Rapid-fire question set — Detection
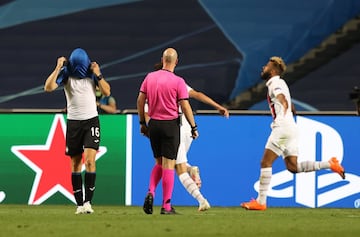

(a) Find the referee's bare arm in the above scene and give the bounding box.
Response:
[137,92,149,136]
[137,92,146,123]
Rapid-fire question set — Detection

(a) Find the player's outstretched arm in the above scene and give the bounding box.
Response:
[189,89,229,118]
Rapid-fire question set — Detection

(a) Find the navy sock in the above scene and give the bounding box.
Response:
[84,172,96,203]
[71,172,83,206]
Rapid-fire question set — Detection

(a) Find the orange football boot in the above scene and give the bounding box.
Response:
[241,199,267,211]
[329,157,345,179]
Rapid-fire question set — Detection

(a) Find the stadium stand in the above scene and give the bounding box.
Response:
[0,0,359,111]
[199,0,360,110]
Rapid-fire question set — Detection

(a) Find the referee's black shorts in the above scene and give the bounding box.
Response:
[148,118,180,160]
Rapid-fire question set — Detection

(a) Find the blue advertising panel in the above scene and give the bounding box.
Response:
[131,114,360,208]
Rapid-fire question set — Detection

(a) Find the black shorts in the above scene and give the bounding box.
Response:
[148,118,180,160]
[65,116,100,156]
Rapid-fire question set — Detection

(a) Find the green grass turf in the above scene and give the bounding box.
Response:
[0,205,359,237]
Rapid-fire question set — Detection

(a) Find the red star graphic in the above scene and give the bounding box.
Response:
[11,114,107,205]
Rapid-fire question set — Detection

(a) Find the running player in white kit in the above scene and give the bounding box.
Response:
[176,84,229,211]
[241,56,345,211]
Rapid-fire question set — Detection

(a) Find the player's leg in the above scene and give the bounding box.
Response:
[284,131,345,179]
[241,135,281,210]
[176,134,209,210]
[66,119,85,214]
[176,162,210,211]
[243,126,293,210]
[258,149,278,204]
[71,154,84,214]
[83,148,97,213]
[82,116,101,213]
[288,157,345,179]
[188,166,202,188]
[180,125,202,188]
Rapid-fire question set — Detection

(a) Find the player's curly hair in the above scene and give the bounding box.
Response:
[269,56,287,75]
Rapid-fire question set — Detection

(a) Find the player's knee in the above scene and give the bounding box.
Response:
[85,160,96,171]
[260,160,272,168]
[286,166,297,173]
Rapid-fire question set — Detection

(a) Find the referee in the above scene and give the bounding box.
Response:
[137,48,198,215]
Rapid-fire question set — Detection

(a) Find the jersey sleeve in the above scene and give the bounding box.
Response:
[271,79,285,97]
[186,84,193,93]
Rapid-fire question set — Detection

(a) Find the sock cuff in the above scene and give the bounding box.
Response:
[261,167,272,172]
[178,172,189,181]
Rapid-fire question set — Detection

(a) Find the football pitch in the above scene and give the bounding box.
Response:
[0,205,359,237]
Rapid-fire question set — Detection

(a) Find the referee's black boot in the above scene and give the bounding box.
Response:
[160,206,178,215]
[143,193,153,214]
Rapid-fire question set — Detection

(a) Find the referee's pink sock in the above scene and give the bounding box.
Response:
[148,164,162,197]
[162,168,175,211]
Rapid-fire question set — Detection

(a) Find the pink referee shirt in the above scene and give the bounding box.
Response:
[140,69,189,120]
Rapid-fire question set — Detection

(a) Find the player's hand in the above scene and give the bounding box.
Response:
[90,62,101,76]
[57,57,67,69]
[218,107,229,118]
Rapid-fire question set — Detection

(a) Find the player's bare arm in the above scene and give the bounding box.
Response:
[189,89,229,118]
[44,56,66,92]
[91,62,111,96]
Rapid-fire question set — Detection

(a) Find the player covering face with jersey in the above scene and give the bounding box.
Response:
[44,48,111,214]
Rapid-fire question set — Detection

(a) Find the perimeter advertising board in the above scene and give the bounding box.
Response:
[0,114,127,205]
[0,113,359,208]
[132,115,360,208]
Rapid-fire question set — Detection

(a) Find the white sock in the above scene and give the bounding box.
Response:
[179,173,205,204]
[297,161,330,172]
[257,167,272,205]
